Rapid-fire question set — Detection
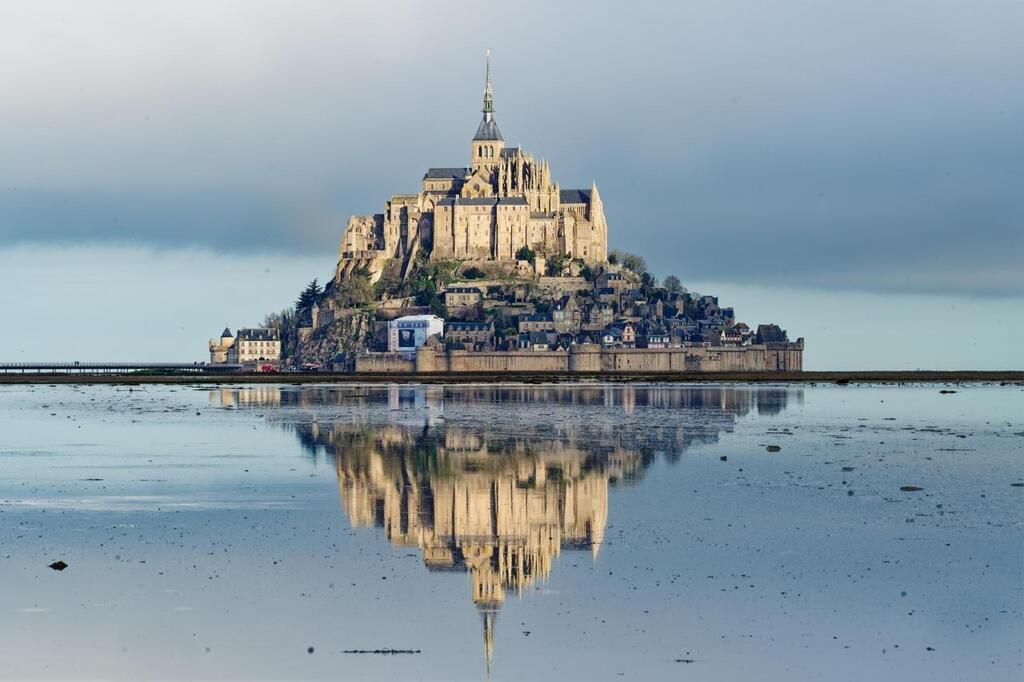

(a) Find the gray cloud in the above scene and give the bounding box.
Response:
[1,0,1021,295]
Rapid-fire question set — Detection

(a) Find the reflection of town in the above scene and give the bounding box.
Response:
[210,384,797,670]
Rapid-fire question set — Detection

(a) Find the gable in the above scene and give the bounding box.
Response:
[460,169,494,199]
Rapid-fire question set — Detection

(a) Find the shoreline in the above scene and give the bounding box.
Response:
[0,370,1021,385]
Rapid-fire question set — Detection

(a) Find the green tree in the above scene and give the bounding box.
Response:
[296,279,322,313]
[515,246,536,263]
[640,271,659,296]
[546,253,570,276]
[334,272,374,308]
[607,252,618,265]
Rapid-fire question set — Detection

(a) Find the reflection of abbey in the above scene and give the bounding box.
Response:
[336,52,607,280]
[209,384,797,671]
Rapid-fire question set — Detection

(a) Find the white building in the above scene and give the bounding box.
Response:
[388,315,444,353]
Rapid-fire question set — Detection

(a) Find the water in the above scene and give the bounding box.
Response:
[0,383,1020,680]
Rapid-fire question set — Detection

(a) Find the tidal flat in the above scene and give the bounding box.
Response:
[0,383,1020,681]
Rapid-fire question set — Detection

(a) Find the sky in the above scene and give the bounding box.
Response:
[1,1,1022,367]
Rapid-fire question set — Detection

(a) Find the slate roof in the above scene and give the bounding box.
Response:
[559,189,591,204]
[457,197,498,206]
[220,327,233,338]
[447,321,492,331]
[237,328,280,341]
[473,117,503,141]
[756,324,789,344]
[424,167,468,180]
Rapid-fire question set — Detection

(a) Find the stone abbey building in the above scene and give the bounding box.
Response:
[336,53,609,279]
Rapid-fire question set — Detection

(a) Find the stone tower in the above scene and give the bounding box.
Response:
[470,49,504,173]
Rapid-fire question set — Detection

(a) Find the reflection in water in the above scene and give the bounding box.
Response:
[210,384,797,671]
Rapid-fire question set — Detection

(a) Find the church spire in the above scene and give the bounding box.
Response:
[482,48,494,119]
[472,49,503,145]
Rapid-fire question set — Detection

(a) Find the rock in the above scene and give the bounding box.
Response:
[1011,482,1023,487]
[841,466,854,472]
[48,560,68,571]
[939,390,956,394]
[766,445,781,452]
[899,486,924,492]
[719,455,727,462]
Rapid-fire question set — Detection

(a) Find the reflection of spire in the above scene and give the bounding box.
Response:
[478,603,497,676]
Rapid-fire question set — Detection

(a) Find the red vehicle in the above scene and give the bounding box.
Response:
[258,364,279,373]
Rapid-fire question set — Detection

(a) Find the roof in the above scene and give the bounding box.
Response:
[391,314,444,323]
[559,189,591,204]
[424,167,468,180]
[457,197,498,206]
[473,117,503,141]
[500,147,519,157]
[236,328,279,341]
[756,324,789,344]
[445,287,482,294]
[497,196,528,206]
[520,313,552,322]
[220,327,233,338]
[447,321,492,331]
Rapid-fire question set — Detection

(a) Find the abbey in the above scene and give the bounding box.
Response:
[337,53,608,279]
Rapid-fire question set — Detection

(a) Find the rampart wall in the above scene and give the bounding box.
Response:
[355,343,803,374]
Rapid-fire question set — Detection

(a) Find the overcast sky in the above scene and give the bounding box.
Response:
[2,0,1022,297]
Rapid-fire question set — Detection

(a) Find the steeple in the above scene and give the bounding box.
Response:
[473,49,503,144]
[482,48,494,118]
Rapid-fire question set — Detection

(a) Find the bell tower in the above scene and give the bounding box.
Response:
[471,49,504,173]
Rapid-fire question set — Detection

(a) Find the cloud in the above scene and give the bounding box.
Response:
[1,0,1021,295]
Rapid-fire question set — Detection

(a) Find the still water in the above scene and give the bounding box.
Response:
[0,383,1020,680]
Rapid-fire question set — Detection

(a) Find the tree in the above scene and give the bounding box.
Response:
[334,272,374,308]
[663,275,684,295]
[607,252,618,265]
[462,266,486,280]
[546,253,570,276]
[621,252,647,276]
[515,245,536,263]
[640,271,659,296]
[296,279,322,313]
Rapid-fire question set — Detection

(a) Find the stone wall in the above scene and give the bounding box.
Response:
[354,353,416,373]
[385,343,804,374]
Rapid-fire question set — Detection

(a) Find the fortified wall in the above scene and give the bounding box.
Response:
[354,342,803,374]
